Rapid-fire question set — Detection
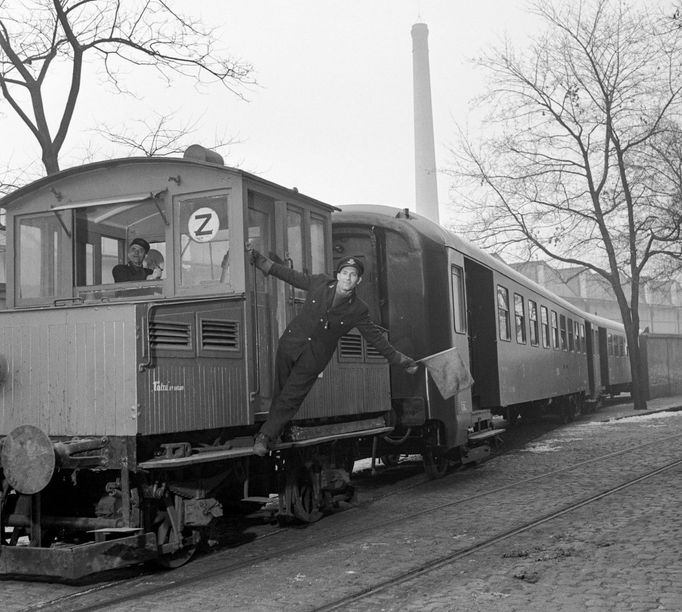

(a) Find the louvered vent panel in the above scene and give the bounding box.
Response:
[338,333,363,361]
[365,342,386,361]
[150,321,191,349]
[201,319,240,351]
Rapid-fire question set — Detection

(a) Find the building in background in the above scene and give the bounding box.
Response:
[511,261,682,334]
[0,220,5,309]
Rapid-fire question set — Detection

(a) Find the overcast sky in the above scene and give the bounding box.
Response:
[0,1,573,219]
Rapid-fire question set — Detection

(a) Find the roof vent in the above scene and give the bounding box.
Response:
[183,144,224,165]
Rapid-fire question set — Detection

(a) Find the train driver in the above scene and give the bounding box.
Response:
[247,244,419,457]
[112,238,161,282]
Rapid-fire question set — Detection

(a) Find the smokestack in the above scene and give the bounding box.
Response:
[411,22,439,223]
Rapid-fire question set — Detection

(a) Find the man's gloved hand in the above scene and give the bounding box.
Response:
[398,353,420,375]
[245,243,272,273]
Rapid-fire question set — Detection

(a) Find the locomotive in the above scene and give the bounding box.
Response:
[0,149,629,578]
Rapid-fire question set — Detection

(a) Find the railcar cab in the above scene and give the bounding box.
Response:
[0,148,372,441]
[0,150,398,578]
[5,171,237,307]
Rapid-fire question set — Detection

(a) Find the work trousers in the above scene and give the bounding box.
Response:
[258,344,325,440]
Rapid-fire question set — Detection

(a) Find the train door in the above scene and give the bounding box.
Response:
[331,225,384,324]
[274,203,328,324]
[248,195,276,419]
[598,327,610,391]
[464,257,500,409]
[585,321,602,400]
[448,248,472,416]
[249,198,330,420]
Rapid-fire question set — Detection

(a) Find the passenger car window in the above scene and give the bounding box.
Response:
[529,300,539,346]
[560,315,567,350]
[551,310,559,349]
[497,285,511,341]
[568,317,574,351]
[541,306,550,348]
[514,293,526,344]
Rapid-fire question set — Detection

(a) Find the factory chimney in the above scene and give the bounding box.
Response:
[411,22,439,223]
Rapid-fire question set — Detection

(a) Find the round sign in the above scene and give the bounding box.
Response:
[188,207,220,243]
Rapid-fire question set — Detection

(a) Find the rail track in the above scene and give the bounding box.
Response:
[18,414,682,612]
[314,456,682,611]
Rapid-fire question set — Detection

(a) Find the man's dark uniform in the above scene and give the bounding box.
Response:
[256,257,414,442]
[112,262,153,282]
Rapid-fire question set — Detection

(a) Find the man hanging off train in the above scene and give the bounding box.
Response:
[246,244,420,456]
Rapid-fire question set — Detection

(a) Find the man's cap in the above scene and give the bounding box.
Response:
[336,256,364,276]
[130,238,150,254]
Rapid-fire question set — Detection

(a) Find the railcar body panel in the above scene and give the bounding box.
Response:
[298,330,391,419]
[138,298,249,434]
[0,304,138,437]
[489,267,588,406]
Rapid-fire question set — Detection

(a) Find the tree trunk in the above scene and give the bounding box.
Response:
[41,148,60,176]
[626,331,648,410]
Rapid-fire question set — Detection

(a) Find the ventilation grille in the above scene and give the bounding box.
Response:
[201,319,240,351]
[338,333,363,360]
[150,321,191,349]
[365,342,384,361]
[338,332,387,363]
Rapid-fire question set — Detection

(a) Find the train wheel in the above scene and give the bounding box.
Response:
[423,450,449,480]
[380,454,400,467]
[291,472,323,523]
[154,497,198,569]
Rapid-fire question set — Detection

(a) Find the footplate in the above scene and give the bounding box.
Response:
[0,532,158,580]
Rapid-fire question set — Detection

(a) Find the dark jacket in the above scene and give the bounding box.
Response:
[112,263,153,282]
[266,262,404,371]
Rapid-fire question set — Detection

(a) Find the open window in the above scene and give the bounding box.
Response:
[69,192,168,300]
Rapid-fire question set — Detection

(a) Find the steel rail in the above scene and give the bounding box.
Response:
[24,428,682,612]
[314,457,682,611]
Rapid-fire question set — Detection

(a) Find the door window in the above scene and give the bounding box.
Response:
[178,193,230,289]
[248,207,272,292]
[451,265,466,334]
[310,214,326,274]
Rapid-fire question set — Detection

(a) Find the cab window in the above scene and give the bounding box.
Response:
[73,195,167,300]
[177,192,231,290]
[17,214,67,302]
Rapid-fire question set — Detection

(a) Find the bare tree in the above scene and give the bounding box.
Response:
[92,110,242,158]
[449,0,682,410]
[0,0,253,175]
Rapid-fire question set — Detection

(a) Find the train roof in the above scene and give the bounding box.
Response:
[334,204,625,333]
[0,154,337,213]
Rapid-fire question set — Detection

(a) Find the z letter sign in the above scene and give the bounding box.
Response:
[188,207,220,242]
